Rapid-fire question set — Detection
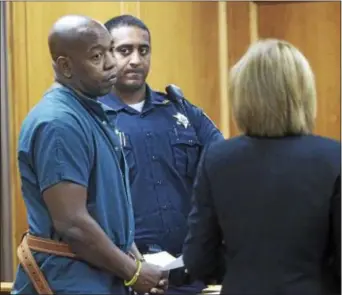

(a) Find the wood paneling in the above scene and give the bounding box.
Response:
[218,2,229,137]
[24,2,123,106]
[258,2,341,140]
[6,1,224,273]
[140,2,221,128]
[7,2,30,272]
[226,2,256,137]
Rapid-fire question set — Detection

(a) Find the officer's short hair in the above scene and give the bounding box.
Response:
[229,39,316,137]
[104,14,150,40]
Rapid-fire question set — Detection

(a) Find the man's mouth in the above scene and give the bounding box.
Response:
[125,70,144,76]
[106,74,116,83]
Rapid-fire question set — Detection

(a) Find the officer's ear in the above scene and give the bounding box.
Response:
[55,56,72,79]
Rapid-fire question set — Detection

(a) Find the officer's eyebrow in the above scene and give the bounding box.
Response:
[115,42,150,48]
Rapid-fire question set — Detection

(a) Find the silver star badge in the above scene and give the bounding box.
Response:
[173,112,189,128]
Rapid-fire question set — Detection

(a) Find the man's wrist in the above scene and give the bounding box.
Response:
[124,259,142,287]
[122,255,139,281]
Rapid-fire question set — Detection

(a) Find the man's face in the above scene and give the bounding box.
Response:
[110,26,151,93]
[67,25,117,98]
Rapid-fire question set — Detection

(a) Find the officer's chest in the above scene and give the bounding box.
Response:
[115,106,200,150]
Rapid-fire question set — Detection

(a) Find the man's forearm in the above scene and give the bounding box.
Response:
[55,214,137,281]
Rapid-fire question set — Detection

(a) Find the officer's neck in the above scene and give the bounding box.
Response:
[113,85,146,105]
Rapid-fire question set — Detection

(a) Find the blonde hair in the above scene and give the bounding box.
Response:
[229,39,317,137]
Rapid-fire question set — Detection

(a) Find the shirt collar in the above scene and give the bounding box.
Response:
[99,84,170,113]
[51,82,109,121]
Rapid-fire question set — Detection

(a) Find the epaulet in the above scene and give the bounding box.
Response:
[165,84,186,104]
[154,85,189,107]
[165,84,200,111]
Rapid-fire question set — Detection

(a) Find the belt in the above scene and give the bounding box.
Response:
[17,232,76,295]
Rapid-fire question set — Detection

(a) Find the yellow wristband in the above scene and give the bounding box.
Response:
[124,259,142,287]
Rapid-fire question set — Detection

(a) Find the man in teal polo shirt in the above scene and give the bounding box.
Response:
[12,15,167,295]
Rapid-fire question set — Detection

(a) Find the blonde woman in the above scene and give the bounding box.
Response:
[182,39,341,295]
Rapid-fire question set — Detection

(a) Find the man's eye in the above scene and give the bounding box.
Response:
[119,48,130,55]
[92,53,102,61]
[140,47,149,55]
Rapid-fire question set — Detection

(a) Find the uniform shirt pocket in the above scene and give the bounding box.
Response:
[169,127,202,178]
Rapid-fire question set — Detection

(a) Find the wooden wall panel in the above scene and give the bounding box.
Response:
[226,2,253,137]
[7,2,30,272]
[257,2,341,140]
[120,1,140,17]
[24,2,123,107]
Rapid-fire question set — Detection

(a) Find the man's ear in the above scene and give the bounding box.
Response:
[56,56,72,79]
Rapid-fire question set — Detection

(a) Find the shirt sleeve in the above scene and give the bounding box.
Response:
[32,117,92,193]
[331,175,341,278]
[185,102,224,145]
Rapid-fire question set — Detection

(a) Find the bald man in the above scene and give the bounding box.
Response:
[12,15,167,295]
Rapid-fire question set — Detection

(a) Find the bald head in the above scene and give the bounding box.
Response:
[48,15,106,61]
[48,15,116,98]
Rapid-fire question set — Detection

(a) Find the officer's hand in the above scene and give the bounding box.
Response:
[131,262,163,294]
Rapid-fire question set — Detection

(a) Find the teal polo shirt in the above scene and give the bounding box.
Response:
[12,84,134,294]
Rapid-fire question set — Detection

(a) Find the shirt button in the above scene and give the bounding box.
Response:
[156,180,162,185]
[115,146,120,151]
[188,139,193,144]
[146,132,151,137]
[140,114,145,118]
[162,205,168,210]
[152,155,158,160]
[102,121,107,126]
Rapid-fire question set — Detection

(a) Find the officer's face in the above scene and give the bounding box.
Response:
[110,26,151,92]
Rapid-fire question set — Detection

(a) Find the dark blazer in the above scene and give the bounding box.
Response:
[183,134,341,295]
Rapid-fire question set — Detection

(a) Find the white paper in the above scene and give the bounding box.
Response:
[162,255,184,270]
[202,285,222,294]
[143,251,184,270]
[143,251,176,268]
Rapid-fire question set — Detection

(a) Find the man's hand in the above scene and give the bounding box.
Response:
[150,277,169,294]
[132,262,168,294]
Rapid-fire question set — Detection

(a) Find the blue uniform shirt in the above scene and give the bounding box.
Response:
[13,84,134,295]
[100,85,223,256]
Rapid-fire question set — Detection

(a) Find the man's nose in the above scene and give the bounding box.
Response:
[129,51,142,67]
[104,51,116,70]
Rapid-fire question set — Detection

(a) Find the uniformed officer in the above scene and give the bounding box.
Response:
[99,15,224,294]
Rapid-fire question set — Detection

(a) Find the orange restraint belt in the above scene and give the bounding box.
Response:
[17,233,76,295]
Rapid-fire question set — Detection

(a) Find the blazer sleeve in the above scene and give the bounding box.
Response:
[182,146,223,281]
[331,175,341,278]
